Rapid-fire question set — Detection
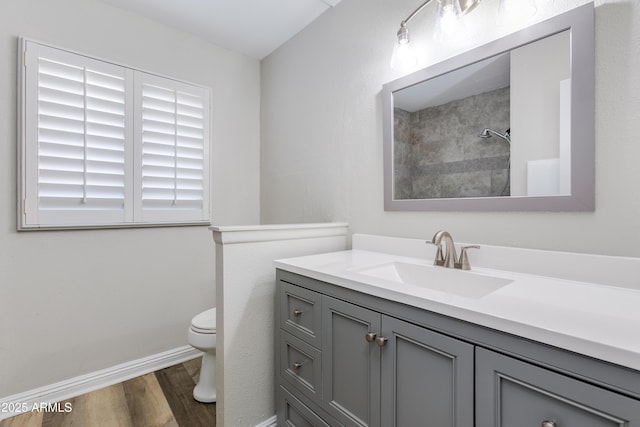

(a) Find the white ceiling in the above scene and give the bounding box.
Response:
[394,52,511,112]
[98,0,342,60]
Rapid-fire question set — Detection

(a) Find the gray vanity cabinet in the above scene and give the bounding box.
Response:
[476,348,640,426]
[278,277,474,427]
[276,270,640,427]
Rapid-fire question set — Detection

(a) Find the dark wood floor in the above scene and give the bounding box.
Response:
[0,357,215,427]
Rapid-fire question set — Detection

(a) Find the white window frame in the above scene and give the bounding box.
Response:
[18,38,211,230]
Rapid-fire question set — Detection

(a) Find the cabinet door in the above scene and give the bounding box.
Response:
[380,315,474,427]
[322,296,381,427]
[476,348,640,427]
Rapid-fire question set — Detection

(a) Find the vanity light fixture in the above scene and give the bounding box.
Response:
[391,0,482,71]
[391,0,537,71]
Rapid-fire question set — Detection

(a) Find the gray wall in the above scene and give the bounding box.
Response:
[0,0,260,397]
[394,87,510,199]
[261,0,640,257]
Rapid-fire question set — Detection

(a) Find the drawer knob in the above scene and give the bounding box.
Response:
[292,309,303,318]
[292,361,304,371]
[541,421,557,427]
[365,332,377,343]
[376,336,389,347]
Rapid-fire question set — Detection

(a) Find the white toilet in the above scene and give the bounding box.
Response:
[187,307,217,403]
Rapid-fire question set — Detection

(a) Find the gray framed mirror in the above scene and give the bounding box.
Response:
[382,3,594,211]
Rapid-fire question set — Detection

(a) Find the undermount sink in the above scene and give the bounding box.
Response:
[352,261,513,298]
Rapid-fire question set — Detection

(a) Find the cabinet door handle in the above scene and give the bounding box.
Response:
[375,336,388,347]
[292,361,304,371]
[365,332,377,343]
[292,309,303,317]
[541,421,557,427]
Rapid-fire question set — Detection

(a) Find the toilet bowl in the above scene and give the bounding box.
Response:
[187,307,217,403]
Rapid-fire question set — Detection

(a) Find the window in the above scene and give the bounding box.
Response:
[18,38,211,230]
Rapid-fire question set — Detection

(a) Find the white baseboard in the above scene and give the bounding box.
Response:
[254,415,277,427]
[0,345,201,421]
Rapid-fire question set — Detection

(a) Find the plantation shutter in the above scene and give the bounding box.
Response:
[22,41,132,227]
[19,38,211,230]
[136,73,210,223]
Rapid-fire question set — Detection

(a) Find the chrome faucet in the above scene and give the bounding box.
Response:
[430,230,480,270]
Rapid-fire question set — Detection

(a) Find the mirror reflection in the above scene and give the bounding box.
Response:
[393,30,570,200]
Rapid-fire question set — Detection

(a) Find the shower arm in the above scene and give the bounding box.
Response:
[480,128,511,143]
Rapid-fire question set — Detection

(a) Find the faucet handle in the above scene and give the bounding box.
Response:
[456,245,480,270]
[427,240,445,266]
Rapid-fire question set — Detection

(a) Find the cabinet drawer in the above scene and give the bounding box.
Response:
[281,331,322,402]
[476,348,640,427]
[280,281,322,347]
[278,385,342,427]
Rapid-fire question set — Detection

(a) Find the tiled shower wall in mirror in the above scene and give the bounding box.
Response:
[394,87,510,199]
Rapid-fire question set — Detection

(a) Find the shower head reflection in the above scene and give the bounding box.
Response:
[478,127,511,143]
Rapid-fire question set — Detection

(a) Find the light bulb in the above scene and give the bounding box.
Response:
[440,5,459,34]
[435,0,465,41]
[390,25,418,71]
[391,40,418,71]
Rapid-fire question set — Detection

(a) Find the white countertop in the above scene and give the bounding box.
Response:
[275,244,640,371]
